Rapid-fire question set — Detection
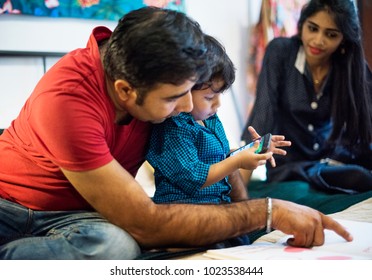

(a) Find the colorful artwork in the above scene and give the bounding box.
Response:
[0,0,184,20]
[245,0,308,118]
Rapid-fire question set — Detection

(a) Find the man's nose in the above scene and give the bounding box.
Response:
[176,91,193,113]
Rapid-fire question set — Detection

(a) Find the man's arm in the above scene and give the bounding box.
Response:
[61,159,352,248]
[228,169,249,201]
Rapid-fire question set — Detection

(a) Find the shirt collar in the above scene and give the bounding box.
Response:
[295,45,306,74]
[172,112,218,127]
[295,45,331,97]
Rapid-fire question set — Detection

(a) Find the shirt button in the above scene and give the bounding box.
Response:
[308,124,314,131]
[313,143,320,150]
[311,102,318,109]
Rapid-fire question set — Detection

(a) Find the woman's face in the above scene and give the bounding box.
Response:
[301,10,344,63]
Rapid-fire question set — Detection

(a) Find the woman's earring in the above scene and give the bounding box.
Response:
[340,42,346,54]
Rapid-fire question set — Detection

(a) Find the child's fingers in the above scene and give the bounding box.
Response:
[251,152,272,168]
[269,156,276,167]
[248,140,261,152]
[247,126,261,140]
[272,139,291,148]
[258,151,273,160]
[260,151,276,167]
[276,140,291,147]
[273,148,287,155]
[271,135,285,141]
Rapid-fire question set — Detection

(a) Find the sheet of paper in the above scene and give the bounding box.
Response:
[204,219,372,260]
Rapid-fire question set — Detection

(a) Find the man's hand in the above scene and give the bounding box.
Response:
[272,199,353,247]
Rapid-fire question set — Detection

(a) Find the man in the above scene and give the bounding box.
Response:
[0,7,352,259]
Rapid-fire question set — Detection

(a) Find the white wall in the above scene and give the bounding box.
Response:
[185,0,261,146]
[0,15,117,129]
[0,2,262,145]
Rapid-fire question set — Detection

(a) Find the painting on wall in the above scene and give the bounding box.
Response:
[0,0,185,20]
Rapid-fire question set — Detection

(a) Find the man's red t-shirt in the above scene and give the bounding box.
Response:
[0,27,152,211]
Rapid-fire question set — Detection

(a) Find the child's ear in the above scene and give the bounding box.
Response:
[114,79,137,102]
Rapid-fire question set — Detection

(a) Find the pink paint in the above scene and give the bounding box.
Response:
[284,246,311,253]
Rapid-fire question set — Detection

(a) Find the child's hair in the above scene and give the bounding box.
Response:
[192,34,236,93]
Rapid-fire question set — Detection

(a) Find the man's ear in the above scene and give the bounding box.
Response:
[114,79,137,102]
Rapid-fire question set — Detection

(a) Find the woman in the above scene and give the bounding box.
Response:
[242,0,372,193]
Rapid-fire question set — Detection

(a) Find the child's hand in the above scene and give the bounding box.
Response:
[237,141,273,170]
[247,126,291,167]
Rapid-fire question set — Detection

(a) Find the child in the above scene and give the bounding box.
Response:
[147,34,290,204]
[146,34,290,247]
